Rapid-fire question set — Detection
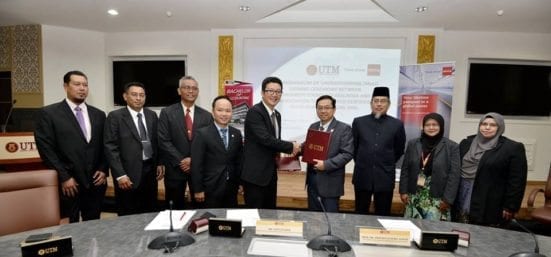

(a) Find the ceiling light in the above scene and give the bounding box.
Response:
[415,6,428,12]
[239,5,251,12]
[107,9,119,16]
[496,10,504,16]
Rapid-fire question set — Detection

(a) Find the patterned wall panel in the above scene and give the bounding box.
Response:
[12,25,41,93]
[417,35,435,64]
[218,35,233,95]
[0,26,14,70]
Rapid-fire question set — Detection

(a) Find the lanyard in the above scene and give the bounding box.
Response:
[421,152,432,172]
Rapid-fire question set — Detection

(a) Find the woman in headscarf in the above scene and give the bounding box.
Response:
[399,113,460,221]
[454,112,527,226]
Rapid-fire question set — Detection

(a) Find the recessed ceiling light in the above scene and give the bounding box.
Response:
[496,10,504,16]
[107,9,119,16]
[415,6,428,12]
[239,5,251,12]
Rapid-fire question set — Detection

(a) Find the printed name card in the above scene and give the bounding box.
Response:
[255,219,304,237]
[359,227,411,247]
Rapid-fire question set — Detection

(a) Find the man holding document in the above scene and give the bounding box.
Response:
[303,95,354,212]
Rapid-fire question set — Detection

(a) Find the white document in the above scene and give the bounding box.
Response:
[144,210,196,231]
[377,219,422,243]
[247,237,312,257]
[226,209,260,227]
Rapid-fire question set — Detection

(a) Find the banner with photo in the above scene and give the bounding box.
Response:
[398,62,456,143]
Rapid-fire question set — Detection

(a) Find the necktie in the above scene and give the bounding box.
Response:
[185,108,193,140]
[271,112,279,139]
[137,113,153,159]
[220,128,228,149]
[318,125,324,131]
[74,106,88,141]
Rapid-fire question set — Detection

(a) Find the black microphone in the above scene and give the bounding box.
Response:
[307,196,351,252]
[148,200,195,252]
[509,219,547,257]
[1,99,16,133]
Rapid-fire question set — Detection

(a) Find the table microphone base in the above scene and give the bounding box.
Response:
[307,234,351,252]
[509,252,547,257]
[148,231,195,251]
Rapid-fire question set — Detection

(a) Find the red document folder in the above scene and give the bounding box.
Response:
[275,153,301,171]
[302,129,331,163]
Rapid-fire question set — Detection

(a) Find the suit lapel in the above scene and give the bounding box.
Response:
[258,103,276,137]
[175,104,188,138]
[122,108,141,141]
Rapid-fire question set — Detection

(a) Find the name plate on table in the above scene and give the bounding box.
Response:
[209,218,245,237]
[302,129,331,164]
[255,219,304,237]
[415,231,459,251]
[359,227,411,247]
[20,236,73,257]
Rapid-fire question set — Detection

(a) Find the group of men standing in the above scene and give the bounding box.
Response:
[34,70,405,223]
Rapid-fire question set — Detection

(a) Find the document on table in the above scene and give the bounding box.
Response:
[226,209,260,227]
[144,210,196,231]
[377,218,422,243]
[247,237,312,257]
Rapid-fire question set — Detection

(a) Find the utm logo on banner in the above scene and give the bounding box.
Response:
[442,66,454,76]
[5,142,18,153]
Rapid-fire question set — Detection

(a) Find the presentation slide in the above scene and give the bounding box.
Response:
[244,47,401,141]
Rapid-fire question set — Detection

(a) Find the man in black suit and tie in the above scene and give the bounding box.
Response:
[241,76,300,209]
[191,95,243,208]
[35,70,108,223]
[305,95,354,213]
[104,82,164,216]
[158,76,213,209]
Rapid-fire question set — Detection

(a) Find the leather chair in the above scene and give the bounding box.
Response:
[0,170,60,236]
[527,163,551,224]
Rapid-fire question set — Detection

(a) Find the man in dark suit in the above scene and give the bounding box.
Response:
[35,70,108,223]
[158,76,213,209]
[305,95,354,213]
[104,82,164,216]
[191,95,243,208]
[352,87,406,216]
[240,76,300,209]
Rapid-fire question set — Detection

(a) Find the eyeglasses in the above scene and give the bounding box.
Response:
[372,98,389,104]
[180,86,199,92]
[316,106,334,111]
[128,92,146,98]
[264,89,282,95]
[480,122,498,128]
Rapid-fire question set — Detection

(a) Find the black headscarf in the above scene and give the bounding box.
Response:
[419,113,445,176]
[420,113,445,154]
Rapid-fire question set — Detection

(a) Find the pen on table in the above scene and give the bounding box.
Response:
[180,212,186,221]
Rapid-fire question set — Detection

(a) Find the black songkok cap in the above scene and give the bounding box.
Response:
[372,87,390,97]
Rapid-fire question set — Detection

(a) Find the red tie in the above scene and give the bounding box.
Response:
[185,108,193,140]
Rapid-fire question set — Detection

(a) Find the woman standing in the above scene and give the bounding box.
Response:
[399,113,460,221]
[454,112,527,226]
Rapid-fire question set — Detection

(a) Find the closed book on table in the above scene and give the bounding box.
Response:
[276,154,301,171]
[302,129,331,163]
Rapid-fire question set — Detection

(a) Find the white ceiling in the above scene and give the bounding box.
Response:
[0,0,550,33]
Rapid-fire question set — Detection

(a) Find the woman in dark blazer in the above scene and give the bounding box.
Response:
[454,112,527,226]
[399,113,460,221]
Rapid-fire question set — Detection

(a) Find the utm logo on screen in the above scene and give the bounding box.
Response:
[306,65,317,76]
[367,64,381,76]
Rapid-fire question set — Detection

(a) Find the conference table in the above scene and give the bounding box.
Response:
[0,209,549,257]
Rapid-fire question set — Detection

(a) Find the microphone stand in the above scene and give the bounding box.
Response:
[307,197,351,252]
[1,99,16,133]
[508,219,547,257]
[148,201,195,252]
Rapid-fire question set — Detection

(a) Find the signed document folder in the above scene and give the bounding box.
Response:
[302,129,331,163]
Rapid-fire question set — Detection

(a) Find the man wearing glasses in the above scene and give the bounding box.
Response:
[352,87,406,216]
[158,76,213,209]
[241,76,301,209]
[305,95,354,213]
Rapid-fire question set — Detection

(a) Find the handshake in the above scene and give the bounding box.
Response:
[290,141,302,156]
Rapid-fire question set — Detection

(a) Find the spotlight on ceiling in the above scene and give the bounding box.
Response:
[239,5,251,12]
[415,6,428,12]
[107,9,119,16]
